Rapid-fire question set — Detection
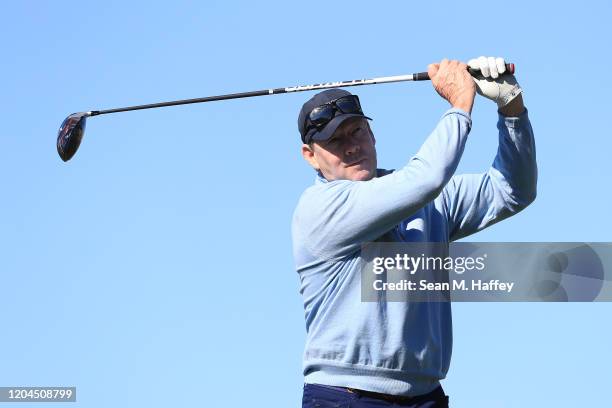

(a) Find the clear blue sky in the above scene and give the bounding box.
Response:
[1,1,610,407]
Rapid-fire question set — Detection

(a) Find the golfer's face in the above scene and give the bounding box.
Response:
[311,118,377,181]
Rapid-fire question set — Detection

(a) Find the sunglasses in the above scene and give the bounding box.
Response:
[304,95,364,136]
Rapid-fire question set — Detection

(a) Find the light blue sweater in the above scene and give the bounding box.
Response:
[291,108,537,396]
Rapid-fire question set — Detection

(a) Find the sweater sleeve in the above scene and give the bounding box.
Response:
[293,109,472,261]
[441,109,537,242]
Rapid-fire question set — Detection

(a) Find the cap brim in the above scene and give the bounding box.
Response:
[306,114,372,144]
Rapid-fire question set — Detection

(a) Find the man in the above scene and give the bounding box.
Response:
[292,57,537,407]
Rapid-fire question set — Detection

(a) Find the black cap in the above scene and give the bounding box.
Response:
[298,89,371,144]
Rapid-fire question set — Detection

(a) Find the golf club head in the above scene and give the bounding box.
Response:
[57,112,89,162]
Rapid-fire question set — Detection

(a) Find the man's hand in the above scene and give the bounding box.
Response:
[428,59,476,114]
[467,56,523,113]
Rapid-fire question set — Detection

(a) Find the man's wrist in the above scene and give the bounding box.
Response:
[498,94,525,117]
[451,91,475,114]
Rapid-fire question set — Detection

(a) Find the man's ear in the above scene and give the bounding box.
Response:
[302,144,320,171]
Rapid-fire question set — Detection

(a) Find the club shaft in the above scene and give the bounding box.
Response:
[89,74,419,116]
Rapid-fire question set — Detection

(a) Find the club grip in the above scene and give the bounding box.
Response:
[413,63,515,81]
[468,63,515,76]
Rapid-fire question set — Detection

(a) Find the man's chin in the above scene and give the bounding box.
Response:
[344,159,375,180]
[348,167,376,181]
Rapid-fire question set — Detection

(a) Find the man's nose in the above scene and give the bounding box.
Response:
[345,141,360,156]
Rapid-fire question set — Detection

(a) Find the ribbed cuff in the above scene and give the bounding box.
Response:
[499,107,529,128]
[443,108,472,123]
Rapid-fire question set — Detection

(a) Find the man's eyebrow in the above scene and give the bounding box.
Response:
[326,134,340,143]
[327,123,363,142]
[350,125,363,135]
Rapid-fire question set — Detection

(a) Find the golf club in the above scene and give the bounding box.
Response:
[57,63,515,162]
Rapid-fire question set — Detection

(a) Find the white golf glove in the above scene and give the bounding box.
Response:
[467,56,522,108]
